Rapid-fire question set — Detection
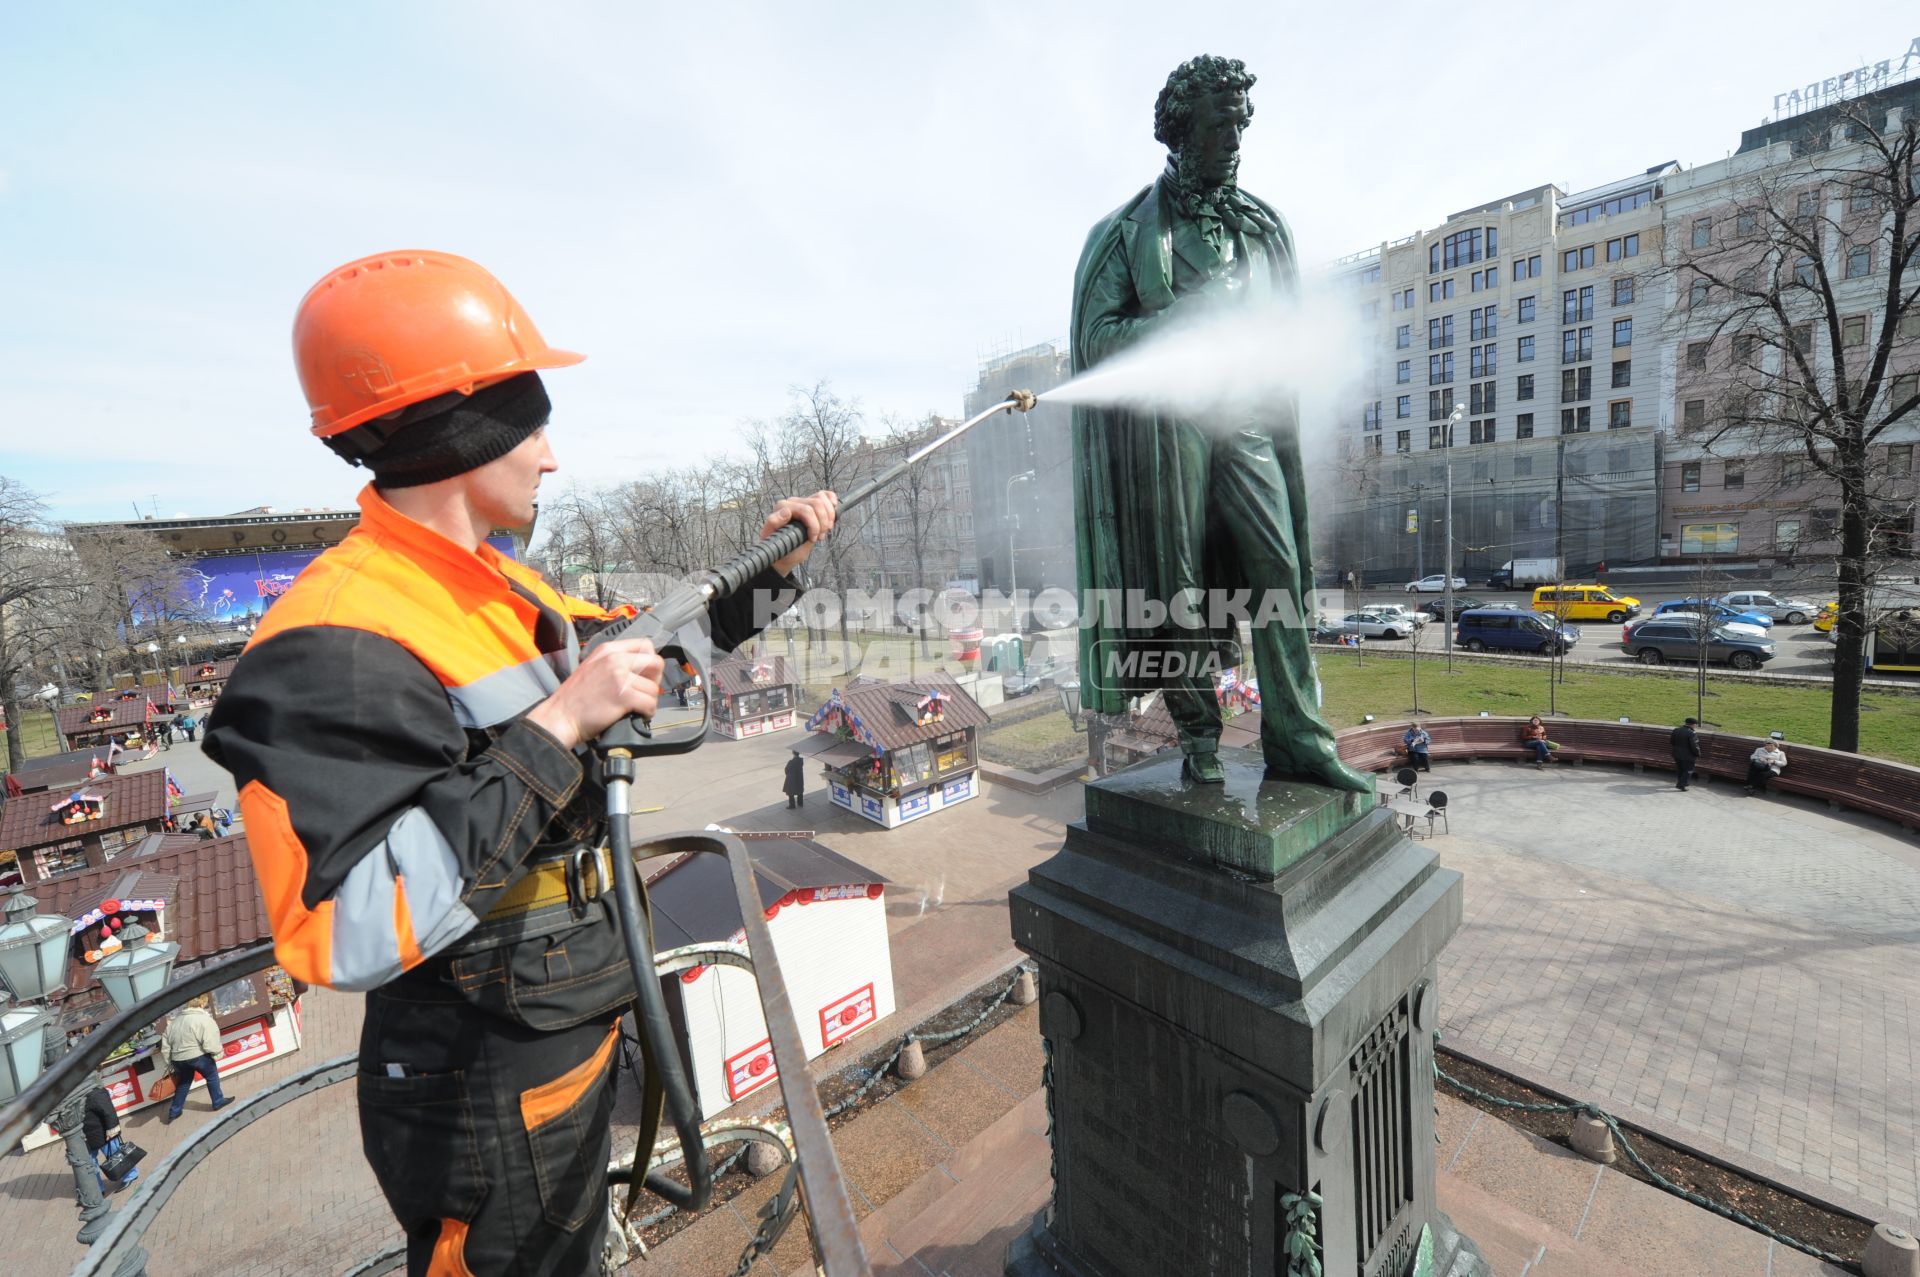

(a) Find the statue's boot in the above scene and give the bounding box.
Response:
[1182,747,1226,784]
[1263,738,1377,796]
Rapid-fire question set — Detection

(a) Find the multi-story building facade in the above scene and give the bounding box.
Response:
[1656,81,1920,565]
[962,342,1075,598]
[1323,170,1673,583]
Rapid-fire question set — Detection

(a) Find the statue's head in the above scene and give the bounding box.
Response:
[1154,56,1256,193]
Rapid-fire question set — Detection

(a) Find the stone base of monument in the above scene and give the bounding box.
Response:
[1005,748,1488,1277]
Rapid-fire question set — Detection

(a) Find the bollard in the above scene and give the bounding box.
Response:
[1569,1113,1617,1165]
[1865,1223,1920,1277]
[1012,969,1038,1007]
[746,1139,785,1178]
[896,1039,927,1080]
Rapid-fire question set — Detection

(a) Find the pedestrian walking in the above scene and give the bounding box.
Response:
[81,1083,139,1192]
[784,748,807,808]
[1745,733,1788,796]
[179,713,198,742]
[1670,717,1700,791]
[1402,724,1432,773]
[159,995,232,1121]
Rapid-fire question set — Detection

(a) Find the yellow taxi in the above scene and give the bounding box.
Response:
[1531,584,1642,624]
[1813,601,1839,632]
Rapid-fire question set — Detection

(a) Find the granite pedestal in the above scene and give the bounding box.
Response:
[1005,748,1486,1277]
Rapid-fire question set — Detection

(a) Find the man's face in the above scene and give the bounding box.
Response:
[464,426,558,529]
[1181,89,1251,190]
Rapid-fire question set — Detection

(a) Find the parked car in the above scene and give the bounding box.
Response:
[1621,619,1774,669]
[1423,595,1488,620]
[1652,598,1772,629]
[1635,610,1768,640]
[1339,611,1413,639]
[1365,602,1430,626]
[1313,616,1366,643]
[1404,574,1468,594]
[1531,584,1642,623]
[1813,601,1839,632]
[1719,590,1819,625]
[1457,608,1579,654]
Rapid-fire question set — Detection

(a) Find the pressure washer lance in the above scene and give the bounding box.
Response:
[586,389,1035,1228]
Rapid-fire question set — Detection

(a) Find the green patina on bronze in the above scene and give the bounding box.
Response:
[1083,747,1370,879]
[1068,55,1370,795]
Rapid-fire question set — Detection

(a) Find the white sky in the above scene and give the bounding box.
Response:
[3,2,1914,523]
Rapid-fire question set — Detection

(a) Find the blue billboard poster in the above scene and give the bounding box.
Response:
[153,534,518,625]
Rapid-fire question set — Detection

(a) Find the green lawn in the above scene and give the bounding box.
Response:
[1313,650,1920,764]
[3,708,62,770]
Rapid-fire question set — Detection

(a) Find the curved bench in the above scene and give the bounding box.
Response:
[1337,716,1920,833]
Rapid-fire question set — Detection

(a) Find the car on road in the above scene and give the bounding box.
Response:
[1652,598,1772,629]
[1422,595,1488,620]
[1813,601,1839,632]
[1719,591,1819,625]
[1339,611,1413,639]
[1531,584,1641,623]
[1456,609,1579,654]
[1620,618,1774,669]
[1635,611,1768,640]
[1365,602,1430,626]
[1404,574,1468,593]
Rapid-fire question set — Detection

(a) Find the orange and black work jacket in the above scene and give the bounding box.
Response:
[205,485,793,1030]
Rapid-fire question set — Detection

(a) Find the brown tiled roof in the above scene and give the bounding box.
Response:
[184,658,237,683]
[822,672,988,750]
[709,653,793,697]
[0,767,176,853]
[55,699,159,740]
[1128,697,1262,750]
[8,750,100,793]
[30,833,269,999]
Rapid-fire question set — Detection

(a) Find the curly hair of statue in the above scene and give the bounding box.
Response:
[1152,55,1257,149]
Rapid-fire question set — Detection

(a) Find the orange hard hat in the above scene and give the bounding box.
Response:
[294,250,584,438]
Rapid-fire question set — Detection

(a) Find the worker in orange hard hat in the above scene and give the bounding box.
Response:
[204,251,836,1277]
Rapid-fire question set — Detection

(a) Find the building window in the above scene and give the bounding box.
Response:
[1513,254,1541,281]
[1516,335,1535,363]
[1517,295,1536,324]
[1561,366,1592,401]
[1613,317,1632,347]
[1842,315,1867,346]
[1612,359,1631,388]
[1562,287,1594,324]
[1724,461,1745,490]
[1613,277,1634,305]
[1470,344,1496,377]
[1396,359,1411,384]
[1691,218,1712,248]
[1365,435,1383,456]
[1396,430,1411,453]
[1470,381,1496,414]
[1562,245,1595,272]
[1781,456,1807,486]
[1363,401,1382,429]
[1361,300,1380,320]
[1565,188,1654,225]
[1605,233,1640,262]
[1561,328,1592,363]
[1685,341,1708,370]
[1561,407,1591,433]
[1895,373,1919,409]
[1429,425,1443,449]
[1737,210,1758,235]
[1774,519,1801,552]
[1887,443,1913,476]
[1396,324,1411,348]
[1810,508,1838,540]
[1395,288,1415,309]
[1431,278,1458,302]
[1441,228,1492,269]
[1797,189,1821,219]
[1682,522,1739,554]
[1470,306,1497,340]
[1732,333,1758,364]
[1516,413,1535,439]
[1690,280,1711,308]
[1428,316,1454,349]
[1790,322,1813,351]
[1850,181,1876,214]
[35,840,90,880]
[1469,418,1496,444]
[1396,395,1411,419]
[1681,461,1701,492]
[1845,246,1871,278]
[1682,399,1705,429]
[1428,389,1455,420]
[1608,400,1632,429]
[1517,373,1534,401]
[1429,353,1454,384]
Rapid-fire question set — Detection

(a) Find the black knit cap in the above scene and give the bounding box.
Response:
[324,372,552,489]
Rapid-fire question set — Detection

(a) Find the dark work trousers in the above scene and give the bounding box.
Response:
[1157,425,1348,781]
[1673,755,1697,790]
[1746,762,1776,793]
[358,977,623,1277]
[1407,748,1432,773]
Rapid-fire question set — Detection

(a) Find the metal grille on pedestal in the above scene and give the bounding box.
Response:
[1353,997,1415,1276]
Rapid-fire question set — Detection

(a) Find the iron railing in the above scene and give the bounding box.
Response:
[0,834,870,1277]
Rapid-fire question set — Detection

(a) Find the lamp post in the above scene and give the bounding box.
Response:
[1443,403,1466,668]
[1056,679,1085,733]
[1006,470,1035,634]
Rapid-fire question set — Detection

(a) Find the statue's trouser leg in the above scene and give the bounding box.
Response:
[1154,424,1223,757]
[1209,431,1374,793]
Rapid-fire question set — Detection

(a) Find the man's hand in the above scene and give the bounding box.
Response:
[525,638,665,750]
[763,491,838,576]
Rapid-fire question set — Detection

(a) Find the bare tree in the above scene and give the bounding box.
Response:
[537,484,623,607]
[883,413,956,656]
[771,382,871,668]
[1663,95,1919,751]
[0,480,77,770]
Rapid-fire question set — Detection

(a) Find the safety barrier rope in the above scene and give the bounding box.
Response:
[1431,1034,1857,1270]
[627,961,1038,1238]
